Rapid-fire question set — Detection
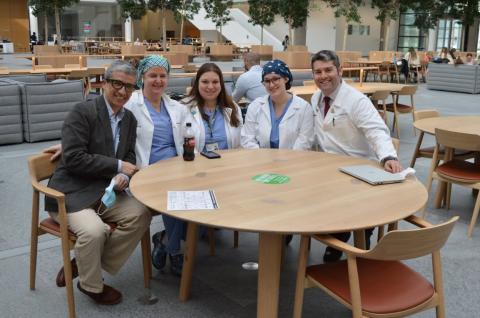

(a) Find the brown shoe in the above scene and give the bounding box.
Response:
[56,258,79,287]
[77,282,123,305]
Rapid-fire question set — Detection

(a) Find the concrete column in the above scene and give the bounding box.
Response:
[29,6,39,37]
[293,25,307,46]
[125,18,132,42]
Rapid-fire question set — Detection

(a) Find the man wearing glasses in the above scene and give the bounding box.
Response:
[45,60,151,305]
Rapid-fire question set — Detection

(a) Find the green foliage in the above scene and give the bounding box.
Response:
[173,0,201,23]
[117,0,147,20]
[322,0,364,23]
[203,0,234,27]
[29,0,79,16]
[278,0,310,28]
[248,0,278,27]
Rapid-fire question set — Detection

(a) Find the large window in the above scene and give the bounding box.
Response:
[37,1,124,41]
[436,19,463,50]
[397,11,426,52]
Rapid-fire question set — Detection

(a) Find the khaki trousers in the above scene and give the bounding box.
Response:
[50,193,151,293]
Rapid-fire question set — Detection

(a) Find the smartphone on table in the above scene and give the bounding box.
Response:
[200,151,221,159]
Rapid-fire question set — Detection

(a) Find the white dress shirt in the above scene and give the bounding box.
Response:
[232,65,267,102]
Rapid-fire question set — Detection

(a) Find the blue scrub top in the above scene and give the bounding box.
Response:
[144,97,178,164]
[203,107,228,151]
[269,96,293,149]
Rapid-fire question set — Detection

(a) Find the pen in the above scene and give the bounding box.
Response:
[333,118,335,127]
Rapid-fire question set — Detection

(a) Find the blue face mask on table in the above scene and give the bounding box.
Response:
[101,179,116,209]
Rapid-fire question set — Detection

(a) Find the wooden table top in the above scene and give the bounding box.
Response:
[290,82,411,96]
[130,149,427,234]
[345,60,385,65]
[413,116,480,135]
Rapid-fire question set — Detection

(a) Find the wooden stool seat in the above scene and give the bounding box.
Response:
[306,258,434,314]
[385,103,413,113]
[40,217,117,240]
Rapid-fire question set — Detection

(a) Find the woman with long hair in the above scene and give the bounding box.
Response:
[183,62,243,152]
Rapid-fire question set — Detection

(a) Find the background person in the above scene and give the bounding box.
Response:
[465,53,477,65]
[232,52,267,103]
[282,35,289,51]
[310,50,401,263]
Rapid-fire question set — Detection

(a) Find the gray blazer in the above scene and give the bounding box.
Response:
[45,96,137,213]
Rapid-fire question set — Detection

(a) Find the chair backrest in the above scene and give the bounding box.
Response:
[435,128,480,152]
[414,109,439,122]
[28,153,58,183]
[391,138,400,153]
[370,90,390,101]
[362,216,458,261]
[397,85,418,95]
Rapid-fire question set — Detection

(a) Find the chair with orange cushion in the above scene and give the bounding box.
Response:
[410,110,473,168]
[28,153,153,318]
[293,215,458,318]
[427,128,480,237]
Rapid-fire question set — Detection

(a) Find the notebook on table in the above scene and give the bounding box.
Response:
[339,165,415,185]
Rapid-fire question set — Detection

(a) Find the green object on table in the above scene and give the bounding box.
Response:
[252,173,290,184]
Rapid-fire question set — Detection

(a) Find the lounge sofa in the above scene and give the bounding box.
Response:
[427,63,480,94]
[0,83,23,145]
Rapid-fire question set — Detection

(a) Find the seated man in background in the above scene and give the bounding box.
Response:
[310,50,401,262]
[232,52,267,103]
[45,60,151,305]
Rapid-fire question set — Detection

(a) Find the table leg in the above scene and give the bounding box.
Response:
[179,222,198,301]
[353,230,366,249]
[257,232,283,318]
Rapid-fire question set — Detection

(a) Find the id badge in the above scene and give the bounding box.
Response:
[205,143,219,152]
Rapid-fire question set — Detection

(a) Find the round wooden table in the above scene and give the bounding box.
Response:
[130,149,427,318]
[413,116,480,135]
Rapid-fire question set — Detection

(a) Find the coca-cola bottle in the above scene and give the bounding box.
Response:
[183,122,195,161]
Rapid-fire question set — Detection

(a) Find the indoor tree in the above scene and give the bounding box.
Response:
[203,0,233,43]
[277,0,309,45]
[248,0,278,45]
[173,0,201,44]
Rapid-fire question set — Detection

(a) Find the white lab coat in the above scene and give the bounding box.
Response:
[311,81,396,162]
[183,100,243,152]
[241,94,314,150]
[124,91,189,168]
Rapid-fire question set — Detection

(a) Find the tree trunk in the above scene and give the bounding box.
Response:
[261,25,264,45]
[180,16,185,44]
[162,9,167,51]
[220,24,223,43]
[44,13,49,44]
[288,18,293,45]
[384,22,390,51]
[54,7,61,43]
[342,22,348,51]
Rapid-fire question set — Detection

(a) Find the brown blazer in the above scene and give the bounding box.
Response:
[45,95,137,213]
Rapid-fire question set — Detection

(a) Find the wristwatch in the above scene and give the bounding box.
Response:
[381,156,398,165]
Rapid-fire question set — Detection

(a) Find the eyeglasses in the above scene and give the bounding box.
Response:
[262,76,283,86]
[106,79,137,92]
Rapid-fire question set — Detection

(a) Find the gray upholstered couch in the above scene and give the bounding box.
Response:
[20,81,85,142]
[0,83,23,145]
[0,77,84,143]
[427,63,480,94]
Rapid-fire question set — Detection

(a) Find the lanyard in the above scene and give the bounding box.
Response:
[205,107,218,138]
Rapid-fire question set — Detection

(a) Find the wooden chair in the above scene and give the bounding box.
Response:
[28,153,152,318]
[377,61,391,82]
[410,110,473,168]
[293,215,458,318]
[385,85,417,138]
[427,129,480,237]
[369,90,391,126]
